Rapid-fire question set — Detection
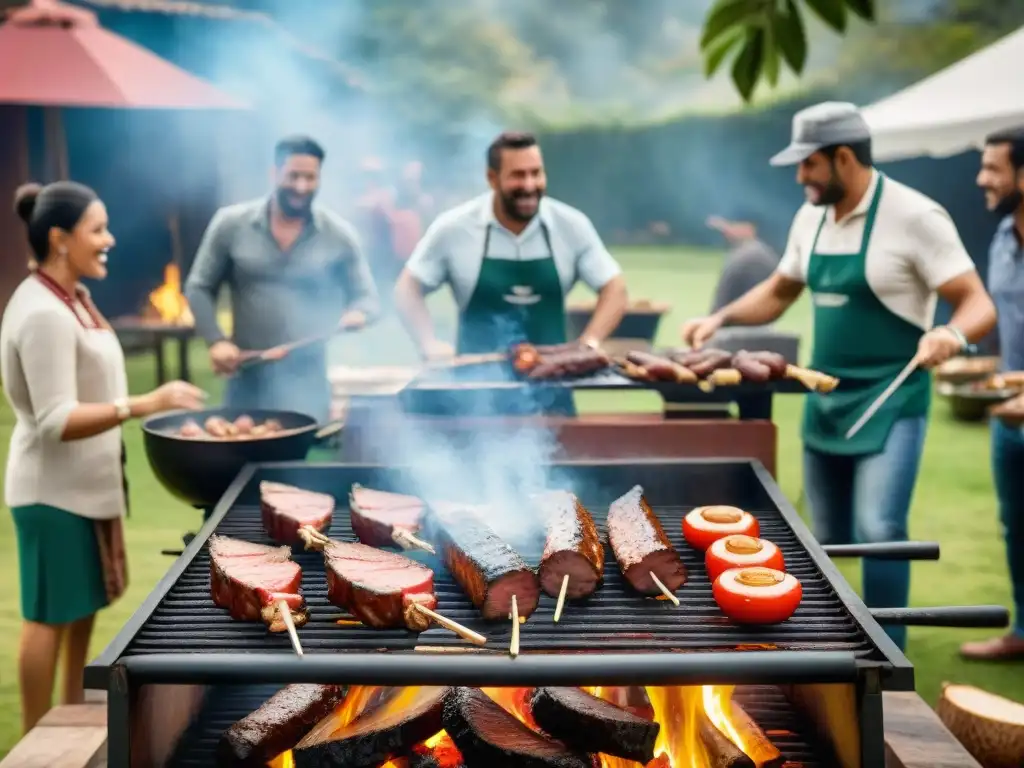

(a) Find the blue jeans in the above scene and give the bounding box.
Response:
[803,416,927,651]
[990,419,1024,638]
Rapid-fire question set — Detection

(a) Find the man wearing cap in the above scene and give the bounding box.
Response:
[681,102,996,650]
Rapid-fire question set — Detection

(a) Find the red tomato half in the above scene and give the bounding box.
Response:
[705,535,785,582]
[713,567,802,624]
[682,506,760,552]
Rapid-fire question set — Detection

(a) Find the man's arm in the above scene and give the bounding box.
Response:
[573,215,628,344]
[715,272,806,327]
[333,221,380,322]
[184,209,234,346]
[938,271,997,343]
[393,218,450,355]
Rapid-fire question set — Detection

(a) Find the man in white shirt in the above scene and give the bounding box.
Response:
[393,131,628,415]
[681,102,996,651]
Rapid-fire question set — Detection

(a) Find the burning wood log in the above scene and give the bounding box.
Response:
[697,709,755,768]
[727,700,784,768]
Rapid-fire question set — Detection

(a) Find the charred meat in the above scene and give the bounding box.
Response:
[428,503,540,621]
[261,481,334,544]
[208,535,308,631]
[607,486,687,595]
[349,484,425,548]
[442,687,590,768]
[530,687,660,764]
[217,684,346,767]
[527,348,611,379]
[533,491,605,600]
[322,540,437,631]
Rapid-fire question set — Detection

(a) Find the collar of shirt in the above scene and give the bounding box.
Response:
[476,192,553,237]
[827,168,880,226]
[245,195,327,234]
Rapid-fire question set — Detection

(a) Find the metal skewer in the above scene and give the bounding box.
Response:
[845,358,919,440]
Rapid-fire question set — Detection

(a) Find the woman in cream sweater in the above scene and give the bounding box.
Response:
[1,181,206,734]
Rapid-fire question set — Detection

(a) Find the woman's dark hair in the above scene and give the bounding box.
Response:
[13,180,98,264]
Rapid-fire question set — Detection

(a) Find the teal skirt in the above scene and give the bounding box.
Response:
[12,504,109,625]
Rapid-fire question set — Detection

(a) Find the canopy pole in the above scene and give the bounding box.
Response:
[43,107,69,180]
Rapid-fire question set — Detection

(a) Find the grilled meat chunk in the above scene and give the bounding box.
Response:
[217,684,346,767]
[428,503,540,621]
[607,486,687,595]
[443,687,590,768]
[261,481,335,544]
[322,540,437,631]
[530,687,660,764]
[625,351,697,383]
[208,535,308,631]
[528,348,610,379]
[349,484,425,548]
[534,491,605,600]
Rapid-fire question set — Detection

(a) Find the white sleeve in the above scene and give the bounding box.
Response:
[907,207,977,290]
[573,215,622,290]
[17,310,79,441]
[776,209,810,283]
[404,218,450,292]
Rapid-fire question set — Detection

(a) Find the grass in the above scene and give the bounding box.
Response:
[0,246,1021,757]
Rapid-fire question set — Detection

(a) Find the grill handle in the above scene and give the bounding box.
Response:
[870,605,1009,628]
[822,541,940,560]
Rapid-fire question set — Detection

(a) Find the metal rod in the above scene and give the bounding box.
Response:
[822,542,940,560]
[870,605,1009,628]
[846,358,919,439]
[118,650,859,687]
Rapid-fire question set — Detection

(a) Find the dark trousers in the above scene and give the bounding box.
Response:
[991,419,1024,637]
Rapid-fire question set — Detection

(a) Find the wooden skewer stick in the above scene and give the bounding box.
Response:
[650,572,680,606]
[277,600,304,657]
[553,574,569,623]
[298,525,331,550]
[785,364,839,393]
[510,595,521,658]
[412,603,487,646]
[391,528,436,555]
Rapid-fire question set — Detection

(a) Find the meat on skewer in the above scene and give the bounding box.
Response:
[669,348,733,378]
[527,348,611,379]
[624,351,697,383]
[533,491,605,621]
[606,486,687,600]
[217,684,346,767]
[261,481,334,545]
[427,503,541,622]
[208,535,309,632]
[349,484,433,553]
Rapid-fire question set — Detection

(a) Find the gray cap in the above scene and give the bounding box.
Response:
[769,101,872,167]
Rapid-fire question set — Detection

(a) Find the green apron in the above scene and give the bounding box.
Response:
[456,222,575,416]
[803,174,931,456]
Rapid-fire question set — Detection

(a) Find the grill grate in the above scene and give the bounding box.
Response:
[167,684,837,767]
[123,500,877,658]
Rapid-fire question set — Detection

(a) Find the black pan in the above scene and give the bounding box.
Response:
[141,408,342,509]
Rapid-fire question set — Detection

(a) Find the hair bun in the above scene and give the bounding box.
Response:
[13,183,43,224]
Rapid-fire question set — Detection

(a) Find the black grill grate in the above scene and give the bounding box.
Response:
[167,684,836,767]
[123,500,877,658]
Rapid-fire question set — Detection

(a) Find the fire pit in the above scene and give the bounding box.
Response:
[86,459,1007,767]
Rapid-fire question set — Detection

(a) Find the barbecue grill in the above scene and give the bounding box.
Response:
[87,458,1008,768]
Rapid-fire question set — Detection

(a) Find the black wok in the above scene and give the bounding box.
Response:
[142,408,342,509]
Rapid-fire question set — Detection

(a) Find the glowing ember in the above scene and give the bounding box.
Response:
[145,263,193,326]
[266,749,294,768]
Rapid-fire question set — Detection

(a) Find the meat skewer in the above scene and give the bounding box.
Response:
[349,484,434,554]
[261,481,334,545]
[532,491,605,623]
[606,486,687,601]
[625,351,697,383]
[527,347,610,379]
[218,684,347,768]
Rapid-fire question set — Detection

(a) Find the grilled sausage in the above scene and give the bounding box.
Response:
[626,351,697,383]
[732,351,773,383]
[607,485,687,595]
[687,349,733,378]
[534,491,605,600]
[746,350,788,379]
[528,349,610,379]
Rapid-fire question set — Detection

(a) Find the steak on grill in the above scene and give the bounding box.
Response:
[349,483,425,547]
[530,687,660,764]
[217,684,346,767]
[294,686,450,768]
[322,540,437,631]
[533,491,605,600]
[428,503,540,621]
[607,486,687,595]
[442,687,590,768]
[208,535,308,631]
[260,481,335,544]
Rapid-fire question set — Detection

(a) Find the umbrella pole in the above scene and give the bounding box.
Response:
[44,107,69,181]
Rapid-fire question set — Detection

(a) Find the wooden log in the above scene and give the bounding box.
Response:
[697,709,754,768]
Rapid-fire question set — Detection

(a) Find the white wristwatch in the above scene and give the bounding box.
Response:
[114,398,131,422]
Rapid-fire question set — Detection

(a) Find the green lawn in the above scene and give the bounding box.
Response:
[0,246,1020,757]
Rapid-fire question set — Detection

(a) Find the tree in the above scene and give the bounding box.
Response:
[699,0,877,102]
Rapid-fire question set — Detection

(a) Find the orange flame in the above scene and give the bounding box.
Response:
[146,263,193,325]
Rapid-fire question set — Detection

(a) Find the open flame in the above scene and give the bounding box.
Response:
[144,262,193,326]
[270,684,761,768]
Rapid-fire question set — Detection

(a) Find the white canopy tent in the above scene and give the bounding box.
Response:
[860,25,1024,162]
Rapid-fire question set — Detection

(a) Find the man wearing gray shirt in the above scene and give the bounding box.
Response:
[185,135,379,423]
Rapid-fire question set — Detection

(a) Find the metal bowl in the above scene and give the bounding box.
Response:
[937,382,1016,422]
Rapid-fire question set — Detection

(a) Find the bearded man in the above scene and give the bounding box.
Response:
[393,131,628,416]
[185,135,379,423]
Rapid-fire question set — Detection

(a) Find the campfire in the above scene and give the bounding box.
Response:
[142,262,193,326]
[265,684,783,768]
